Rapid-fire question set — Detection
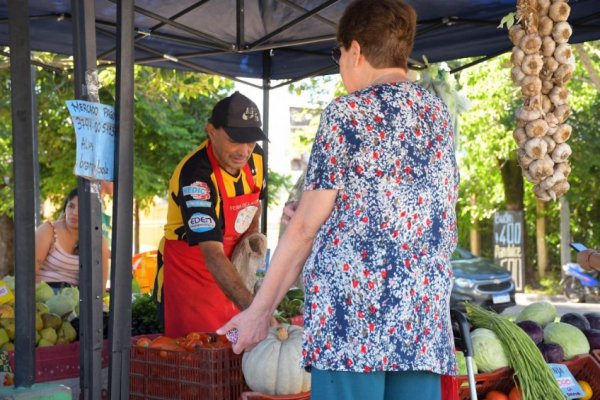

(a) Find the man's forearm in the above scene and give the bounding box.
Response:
[201,242,254,310]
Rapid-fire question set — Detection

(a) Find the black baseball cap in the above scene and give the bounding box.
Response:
[209,91,268,143]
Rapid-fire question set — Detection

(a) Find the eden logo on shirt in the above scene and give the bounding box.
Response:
[188,213,216,233]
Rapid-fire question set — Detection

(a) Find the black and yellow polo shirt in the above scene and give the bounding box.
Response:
[163,139,265,246]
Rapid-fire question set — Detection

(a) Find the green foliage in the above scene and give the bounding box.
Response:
[455,40,600,276]
[0,52,234,214]
[266,169,293,207]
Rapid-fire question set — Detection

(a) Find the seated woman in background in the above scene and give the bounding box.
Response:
[35,188,109,291]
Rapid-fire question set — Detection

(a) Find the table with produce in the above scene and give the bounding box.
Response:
[2,273,599,400]
[457,302,600,400]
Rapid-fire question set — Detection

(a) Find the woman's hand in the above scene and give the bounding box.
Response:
[280,201,299,226]
[216,304,272,354]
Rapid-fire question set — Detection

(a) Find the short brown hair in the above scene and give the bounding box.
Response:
[336,0,416,70]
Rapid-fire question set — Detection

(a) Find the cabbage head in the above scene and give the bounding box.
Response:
[543,322,590,360]
[46,293,75,317]
[470,327,509,372]
[455,350,478,375]
[515,301,557,327]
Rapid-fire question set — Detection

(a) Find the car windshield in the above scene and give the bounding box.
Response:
[451,247,476,261]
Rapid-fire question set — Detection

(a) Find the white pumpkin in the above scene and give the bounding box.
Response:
[242,324,311,395]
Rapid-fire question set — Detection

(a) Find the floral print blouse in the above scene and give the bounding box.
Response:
[302,81,460,375]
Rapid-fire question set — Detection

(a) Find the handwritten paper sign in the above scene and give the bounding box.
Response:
[66,100,115,180]
[548,363,585,399]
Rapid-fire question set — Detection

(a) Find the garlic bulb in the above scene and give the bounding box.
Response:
[524,137,548,159]
[525,118,549,138]
[553,104,570,123]
[538,16,554,36]
[549,86,569,106]
[513,127,528,147]
[511,46,526,66]
[553,63,574,85]
[509,25,526,46]
[541,36,557,57]
[521,54,544,75]
[555,161,571,178]
[548,1,570,23]
[511,66,526,85]
[542,135,557,153]
[520,33,542,55]
[541,79,554,95]
[517,148,535,169]
[553,43,572,64]
[516,106,542,122]
[552,179,570,198]
[521,75,542,96]
[552,124,571,143]
[533,184,552,201]
[551,142,571,163]
[552,21,572,44]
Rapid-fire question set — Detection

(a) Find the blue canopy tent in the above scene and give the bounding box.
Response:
[2,0,600,399]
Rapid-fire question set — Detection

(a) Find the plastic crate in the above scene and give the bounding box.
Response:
[455,354,600,399]
[592,349,600,365]
[129,335,244,400]
[7,340,109,383]
[562,354,600,394]
[456,367,515,399]
[239,391,310,400]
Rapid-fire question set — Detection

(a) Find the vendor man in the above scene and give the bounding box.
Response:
[156,91,266,337]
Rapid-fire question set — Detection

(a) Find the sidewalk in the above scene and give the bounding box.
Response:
[516,292,568,305]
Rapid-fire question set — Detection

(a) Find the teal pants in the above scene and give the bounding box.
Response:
[311,368,441,400]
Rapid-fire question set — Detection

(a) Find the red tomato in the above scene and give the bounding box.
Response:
[485,390,509,400]
[508,386,522,400]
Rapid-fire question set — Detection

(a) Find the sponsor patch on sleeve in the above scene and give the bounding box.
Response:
[182,181,211,200]
[188,213,216,233]
[186,199,212,208]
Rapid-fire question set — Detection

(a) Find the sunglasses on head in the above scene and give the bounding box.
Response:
[331,45,342,65]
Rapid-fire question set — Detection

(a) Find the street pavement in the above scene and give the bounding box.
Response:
[502,293,600,317]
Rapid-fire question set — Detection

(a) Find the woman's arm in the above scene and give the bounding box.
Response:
[218,188,338,353]
[34,222,54,281]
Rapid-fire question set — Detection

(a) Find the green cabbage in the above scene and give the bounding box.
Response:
[515,301,557,327]
[543,322,590,360]
[470,327,509,372]
[46,293,75,317]
[455,350,478,375]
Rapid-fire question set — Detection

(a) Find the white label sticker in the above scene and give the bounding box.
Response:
[234,205,258,234]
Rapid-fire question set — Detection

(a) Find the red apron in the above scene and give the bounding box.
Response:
[164,144,260,337]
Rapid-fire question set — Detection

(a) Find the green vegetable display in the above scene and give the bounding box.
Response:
[466,303,564,400]
[470,328,509,372]
[514,301,557,327]
[274,288,304,324]
[131,294,161,335]
[543,322,590,360]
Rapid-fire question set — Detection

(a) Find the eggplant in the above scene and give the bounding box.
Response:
[560,312,591,331]
[582,328,600,349]
[584,312,600,330]
[516,320,544,345]
[538,342,565,363]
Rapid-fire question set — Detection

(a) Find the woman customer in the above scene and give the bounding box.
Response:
[35,188,109,291]
[219,0,460,399]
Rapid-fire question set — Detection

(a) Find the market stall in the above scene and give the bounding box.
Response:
[2,0,600,399]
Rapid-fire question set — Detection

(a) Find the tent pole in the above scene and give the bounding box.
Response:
[261,50,271,235]
[8,0,36,388]
[72,0,104,398]
[108,0,135,398]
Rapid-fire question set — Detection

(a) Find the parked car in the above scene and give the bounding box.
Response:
[450,247,516,313]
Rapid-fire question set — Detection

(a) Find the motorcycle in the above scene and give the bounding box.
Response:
[561,262,600,303]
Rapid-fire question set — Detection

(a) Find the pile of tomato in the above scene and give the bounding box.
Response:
[134,331,231,358]
[484,381,593,400]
